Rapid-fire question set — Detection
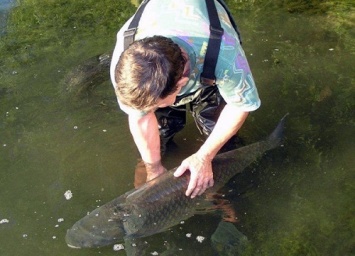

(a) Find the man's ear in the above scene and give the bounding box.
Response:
[176,77,189,88]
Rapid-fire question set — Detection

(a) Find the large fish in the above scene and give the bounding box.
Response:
[65,115,287,248]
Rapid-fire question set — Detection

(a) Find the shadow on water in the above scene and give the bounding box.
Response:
[0,0,354,255]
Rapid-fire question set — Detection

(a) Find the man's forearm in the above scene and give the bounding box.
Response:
[197,105,249,160]
[128,112,161,164]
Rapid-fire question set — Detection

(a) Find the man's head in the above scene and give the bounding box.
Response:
[114,36,186,112]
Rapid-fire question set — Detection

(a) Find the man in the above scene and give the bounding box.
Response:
[110,0,260,199]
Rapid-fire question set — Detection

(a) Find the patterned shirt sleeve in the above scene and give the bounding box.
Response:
[215,22,261,112]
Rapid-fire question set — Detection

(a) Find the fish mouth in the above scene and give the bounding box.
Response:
[65,223,119,248]
[65,225,88,249]
[66,243,81,249]
[65,206,127,248]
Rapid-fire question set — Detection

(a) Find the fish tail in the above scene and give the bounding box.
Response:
[266,113,288,149]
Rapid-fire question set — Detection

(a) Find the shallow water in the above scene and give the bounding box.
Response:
[0,0,354,255]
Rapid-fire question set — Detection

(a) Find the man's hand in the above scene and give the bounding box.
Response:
[134,159,167,188]
[174,153,214,198]
[173,107,248,198]
[144,160,167,181]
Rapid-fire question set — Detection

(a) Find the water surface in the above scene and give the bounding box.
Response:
[0,0,354,255]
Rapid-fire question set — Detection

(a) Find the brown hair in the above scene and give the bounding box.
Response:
[114,36,185,111]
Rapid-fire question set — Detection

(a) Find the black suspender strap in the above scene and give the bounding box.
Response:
[124,0,150,50]
[200,0,224,86]
[216,0,242,44]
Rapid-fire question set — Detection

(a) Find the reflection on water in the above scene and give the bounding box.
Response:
[0,0,16,35]
[0,0,354,255]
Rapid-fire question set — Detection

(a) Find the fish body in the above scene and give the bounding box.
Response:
[61,53,111,96]
[66,116,286,248]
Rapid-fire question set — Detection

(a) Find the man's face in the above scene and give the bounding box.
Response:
[157,49,190,108]
[156,76,188,108]
[155,48,190,109]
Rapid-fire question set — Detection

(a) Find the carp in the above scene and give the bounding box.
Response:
[66,115,287,248]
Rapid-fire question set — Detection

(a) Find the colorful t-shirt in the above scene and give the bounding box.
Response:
[110,0,261,116]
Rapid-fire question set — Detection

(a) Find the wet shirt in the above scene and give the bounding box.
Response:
[110,0,261,116]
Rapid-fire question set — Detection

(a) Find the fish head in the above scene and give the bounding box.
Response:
[65,204,127,248]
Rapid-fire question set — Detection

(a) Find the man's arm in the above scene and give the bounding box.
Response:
[128,112,166,180]
[174,105,249,198]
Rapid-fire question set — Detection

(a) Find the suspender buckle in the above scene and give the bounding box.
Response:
[124,28,137,38]
[200,76,217,86]
[209,25,224,38]
[124,28,138,50]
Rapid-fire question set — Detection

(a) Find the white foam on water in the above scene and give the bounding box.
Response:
[196,236,205,243]
[64,190,73,200]
[0,219,9,224]
[113,244,124,251]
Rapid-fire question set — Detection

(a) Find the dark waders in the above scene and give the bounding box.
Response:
[155,86,240,154]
